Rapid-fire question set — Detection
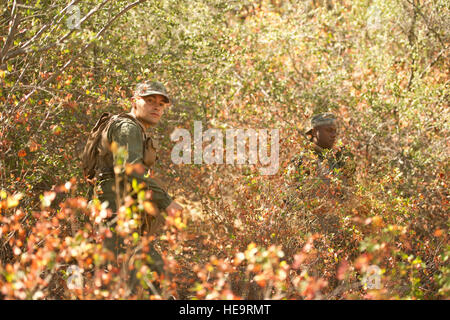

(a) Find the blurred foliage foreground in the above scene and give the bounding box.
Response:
[0,0,449,299]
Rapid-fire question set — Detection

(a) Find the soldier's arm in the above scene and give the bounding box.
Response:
[108,119,173,210]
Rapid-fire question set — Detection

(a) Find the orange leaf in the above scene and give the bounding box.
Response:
[144,201,158,216]
[337,260,349,280]
[29,140,39,152]
[7,193,23,208]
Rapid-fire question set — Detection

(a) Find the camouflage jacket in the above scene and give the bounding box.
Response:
[287,142,355,187]
[94,114,173,211]
[283,142,355,222]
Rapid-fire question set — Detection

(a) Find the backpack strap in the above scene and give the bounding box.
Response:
[82,112,114,181]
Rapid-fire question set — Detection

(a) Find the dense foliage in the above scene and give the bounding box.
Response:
[0,0,448,299]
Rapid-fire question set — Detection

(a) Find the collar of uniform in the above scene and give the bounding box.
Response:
[311,142,335,161]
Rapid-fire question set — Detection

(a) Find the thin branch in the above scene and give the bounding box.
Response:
[2,0,146,136]
[3,0,110,62]
[0,0,20,65]
[4,0,147,121]
[6,0,110,60]
[405,0,446,48]
[406,0,418,91]
[417,46,449,80]
[14,0,83,55]
[41,0,147,87]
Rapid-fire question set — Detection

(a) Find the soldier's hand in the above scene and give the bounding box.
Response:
[165,201,183,216]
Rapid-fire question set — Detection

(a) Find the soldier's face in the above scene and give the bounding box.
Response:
[314,124,337,149]
[133,94,170,126]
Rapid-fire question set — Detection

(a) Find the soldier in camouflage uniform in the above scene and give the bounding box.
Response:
[94,81,182,218]
[88,81,183,292]
[286,112,354,233]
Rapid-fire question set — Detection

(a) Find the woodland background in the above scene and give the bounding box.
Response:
[0,0,448,299]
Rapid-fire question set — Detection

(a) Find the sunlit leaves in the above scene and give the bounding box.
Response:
[0,0,448,300]
[4,192,24,209]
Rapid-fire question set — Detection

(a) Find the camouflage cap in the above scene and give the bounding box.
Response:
[134,81,170,103]
[305,112,337,135]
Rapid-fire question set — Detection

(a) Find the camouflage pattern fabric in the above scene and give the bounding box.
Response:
[284,142,355,234]
[288,142,354,184]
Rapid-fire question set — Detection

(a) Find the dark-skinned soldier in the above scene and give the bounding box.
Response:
[285,112,355,233]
